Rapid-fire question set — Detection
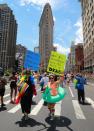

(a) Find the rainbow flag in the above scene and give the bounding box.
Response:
[15,82,29,104]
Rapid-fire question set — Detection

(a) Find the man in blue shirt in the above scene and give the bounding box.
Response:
[75,73,86,104]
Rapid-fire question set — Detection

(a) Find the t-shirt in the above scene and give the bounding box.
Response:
[40,76,49,87]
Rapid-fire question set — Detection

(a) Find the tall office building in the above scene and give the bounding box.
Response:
[75,43,84,72]
[0,4,17,70]
[16,44,27,71]
[79,0,94,73]
[70,41,76,72]
[39,3,54,71]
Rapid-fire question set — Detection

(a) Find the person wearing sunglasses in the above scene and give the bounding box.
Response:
[46,74,59,120]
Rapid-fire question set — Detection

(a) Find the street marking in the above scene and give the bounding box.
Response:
[86,97,94,109]
[87,82,94,86]
[6,86,10,90]
[8,104,21,113]
[69,86,74,97]
[0,100,10,106]
[30,99,44,115]
[4,100,10,105]
[5,84,10,89]
[4,93,10,98]
[55,101,62,116]
[72,100,86,119]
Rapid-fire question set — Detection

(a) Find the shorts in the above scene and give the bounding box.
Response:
[10,86,17,90]
[0,88,5,96]
[10,83,17,89]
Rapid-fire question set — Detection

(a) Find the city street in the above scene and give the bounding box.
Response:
[0,1,94,131]
[0,82,94,131]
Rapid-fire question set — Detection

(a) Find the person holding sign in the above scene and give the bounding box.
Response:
[42,74,66,120]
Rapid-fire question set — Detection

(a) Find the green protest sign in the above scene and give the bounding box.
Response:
[47,51,66,75]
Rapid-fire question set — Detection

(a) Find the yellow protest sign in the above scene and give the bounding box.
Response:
[47,51,66,75]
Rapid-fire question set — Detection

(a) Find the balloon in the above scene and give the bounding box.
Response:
[42,86,66,103]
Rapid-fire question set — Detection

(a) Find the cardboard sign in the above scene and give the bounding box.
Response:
[47,51,66,75]
[24,50,40,71]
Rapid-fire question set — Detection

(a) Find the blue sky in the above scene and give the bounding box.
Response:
[0,0,83,54]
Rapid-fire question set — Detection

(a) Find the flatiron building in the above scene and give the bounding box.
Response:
[39,3,54,71]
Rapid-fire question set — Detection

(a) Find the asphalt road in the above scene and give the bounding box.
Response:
[0,82,94,131]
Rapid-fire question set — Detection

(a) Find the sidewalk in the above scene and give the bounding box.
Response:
[87,82,94,87]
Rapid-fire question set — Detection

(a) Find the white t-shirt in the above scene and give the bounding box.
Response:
[40,76,49,87]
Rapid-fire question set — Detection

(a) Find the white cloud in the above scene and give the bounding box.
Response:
[74,17,83,44]
[53,16,56,22]
[20,0,60,8]
[54,43,70,55]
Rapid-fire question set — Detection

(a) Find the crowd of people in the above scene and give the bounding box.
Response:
[0,70,87,120]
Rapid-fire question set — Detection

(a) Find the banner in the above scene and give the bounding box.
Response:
[24,50,40,71]
[47,51,66,75]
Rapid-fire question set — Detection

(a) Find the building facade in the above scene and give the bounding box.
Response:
[16,44,27,71]
[65,53,71,73]
[0,4,17,70]
[75,43,84,72]
[34,47,39,54]
[70,41,76,72]
[79,0,94,73]
[39,3,54,72]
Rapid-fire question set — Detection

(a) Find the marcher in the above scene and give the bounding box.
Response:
[45,74,59,120]
[42,73,66,120]
[0,73,7,107]
[40,72,49,105]
[9,72,17,104]
[75,73,86,104]
[40,72,49,92]
[20,70,36,120]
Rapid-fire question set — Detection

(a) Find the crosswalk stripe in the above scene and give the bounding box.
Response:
[8,104,21,113]
[86,97,94,109]
[72,100,86,119]
[6,86,10,90]
[55,101,62,116]
[5,84,10,90]
[4,100,10,105]
[30,99,44,115]
[69,86,74,97]
[4,93,10,98]
[87,82,94,86]
[0,100,10,106]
